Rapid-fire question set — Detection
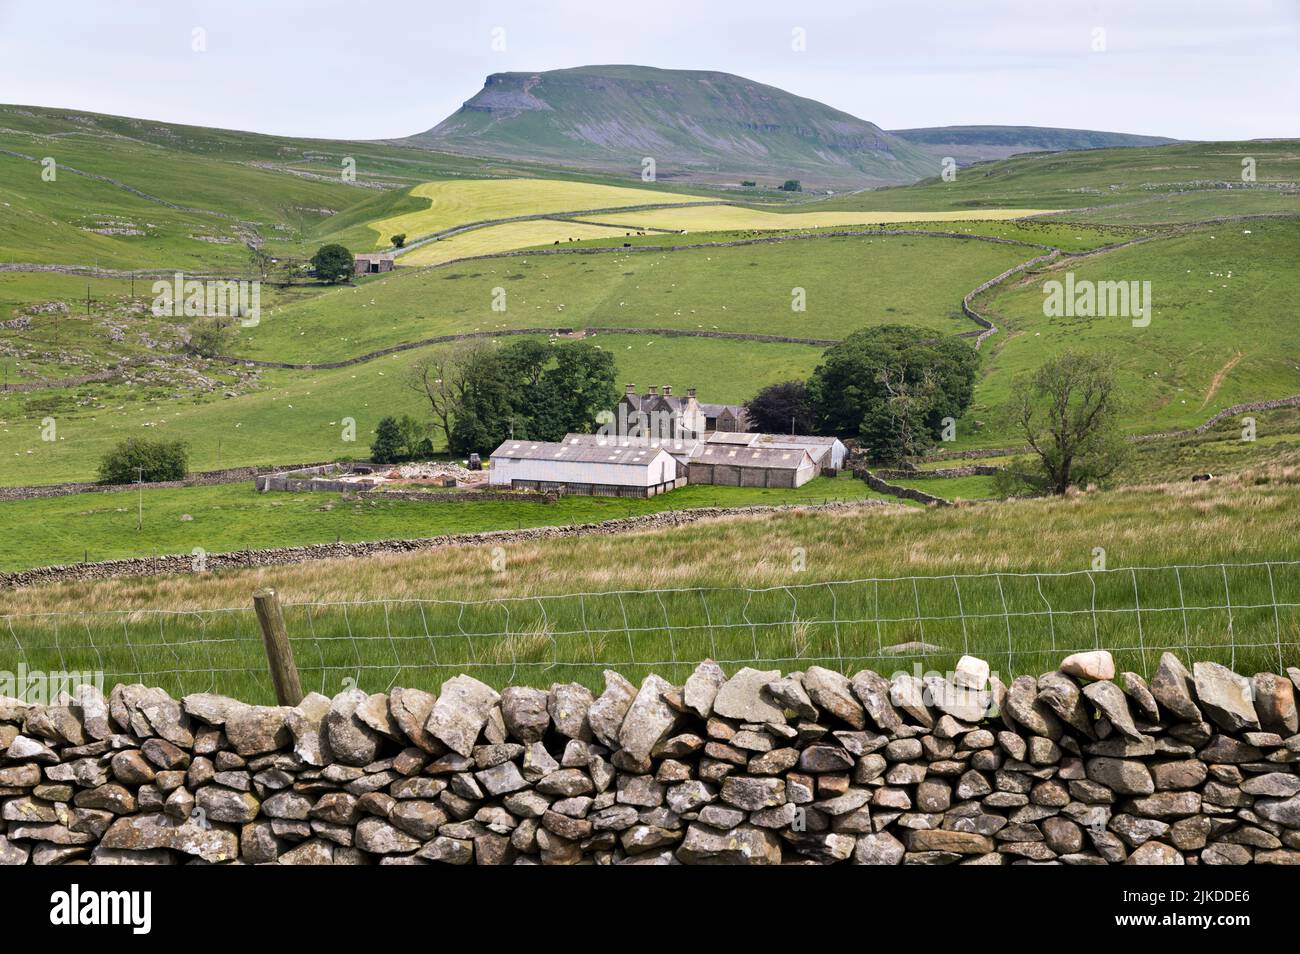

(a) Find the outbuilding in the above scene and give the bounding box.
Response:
[687,443,818,488]
[354,253,394,275]
[749,434,848,471]
[489,439,684,497]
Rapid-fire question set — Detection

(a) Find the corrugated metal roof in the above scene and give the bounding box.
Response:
[562,433,699,453]
[689,444,813,469]
[491,439,673,466]
[704,431,758,445]
[753,434,842,447]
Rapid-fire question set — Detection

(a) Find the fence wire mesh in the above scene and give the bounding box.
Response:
[2,561,1297,705]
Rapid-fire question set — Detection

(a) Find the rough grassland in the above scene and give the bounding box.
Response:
[807,141,1300,213]
[2,468,1296,701]
[967,219,1300,443]
[368,178,707,246]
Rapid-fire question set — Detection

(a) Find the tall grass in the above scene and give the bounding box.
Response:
[3,468,1298,703]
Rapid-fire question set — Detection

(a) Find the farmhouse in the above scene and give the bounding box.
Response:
[489,439,685,497]
[354,253,394,275]
[687,443,819,488]
[616,384,706,438]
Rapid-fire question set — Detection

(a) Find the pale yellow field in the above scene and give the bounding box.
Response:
[371,178,706,247]
[575,205,1051,232]
[398,219,640,267]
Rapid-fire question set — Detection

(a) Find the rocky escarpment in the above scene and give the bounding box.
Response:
[0,652,1297,865]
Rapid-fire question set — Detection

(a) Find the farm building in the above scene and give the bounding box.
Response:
[698,431,847,471]
[698,402,750,432]
[616,384,706,438]
[746,433,848,471]
[561,432,700,465]
[354,253,395,274]
[687,443,819,488]
[489,439,685,497]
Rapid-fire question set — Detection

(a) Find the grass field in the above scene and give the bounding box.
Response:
[397,219,643,266]
[890,474,1001,500]
[3,465,1296,701]
[235,233,1035,362]
[552,219,1143,254]
[368,178,709,247]
[0,474,886,572]
[967,219,1300,443]
[577,204,1049,232]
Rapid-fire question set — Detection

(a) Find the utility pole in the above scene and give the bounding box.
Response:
[136,466,143,531]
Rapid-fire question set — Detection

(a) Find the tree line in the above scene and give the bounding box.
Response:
[745,324,1124,495]
[373,338,619,463]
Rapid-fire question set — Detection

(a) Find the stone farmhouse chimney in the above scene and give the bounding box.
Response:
[663,385,672,396]
[625,383,636,395]
[649,385,659,395]
[687,387,696,399]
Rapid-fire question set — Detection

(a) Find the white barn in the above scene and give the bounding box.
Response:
[489,439,685,497]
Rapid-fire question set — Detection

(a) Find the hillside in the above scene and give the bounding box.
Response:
[890,125,1178,164]
[406,65,935,188]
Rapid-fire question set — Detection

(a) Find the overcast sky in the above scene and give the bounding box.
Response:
[1,0,1295,141]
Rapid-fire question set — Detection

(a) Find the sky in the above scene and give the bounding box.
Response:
[0,0,1296,142]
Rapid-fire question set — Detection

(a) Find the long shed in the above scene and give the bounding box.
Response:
[687,444,818,488]
[489,439,684,497]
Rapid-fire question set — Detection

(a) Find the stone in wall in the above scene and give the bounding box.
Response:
[0,653,1297,865]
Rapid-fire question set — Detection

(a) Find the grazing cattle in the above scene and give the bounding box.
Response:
[1191,473,1214,482]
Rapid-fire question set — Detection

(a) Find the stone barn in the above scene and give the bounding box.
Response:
[354,253,395,275]
[699,402,750,432]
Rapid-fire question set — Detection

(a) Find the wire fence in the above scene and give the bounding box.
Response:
[2,561,1298,705]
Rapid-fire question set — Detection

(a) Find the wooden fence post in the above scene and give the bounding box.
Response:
[252,588,303,706]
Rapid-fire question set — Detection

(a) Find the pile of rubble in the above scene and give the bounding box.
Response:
[0,651,1297,865]
[381,462,477,483]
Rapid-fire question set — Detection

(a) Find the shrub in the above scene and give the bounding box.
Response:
[98,438,190,484]
[310,244,354,283]
[185,318,235,357]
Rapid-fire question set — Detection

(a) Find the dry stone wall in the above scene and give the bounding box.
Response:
[0,499,890,589]
[2,652,1298,865]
